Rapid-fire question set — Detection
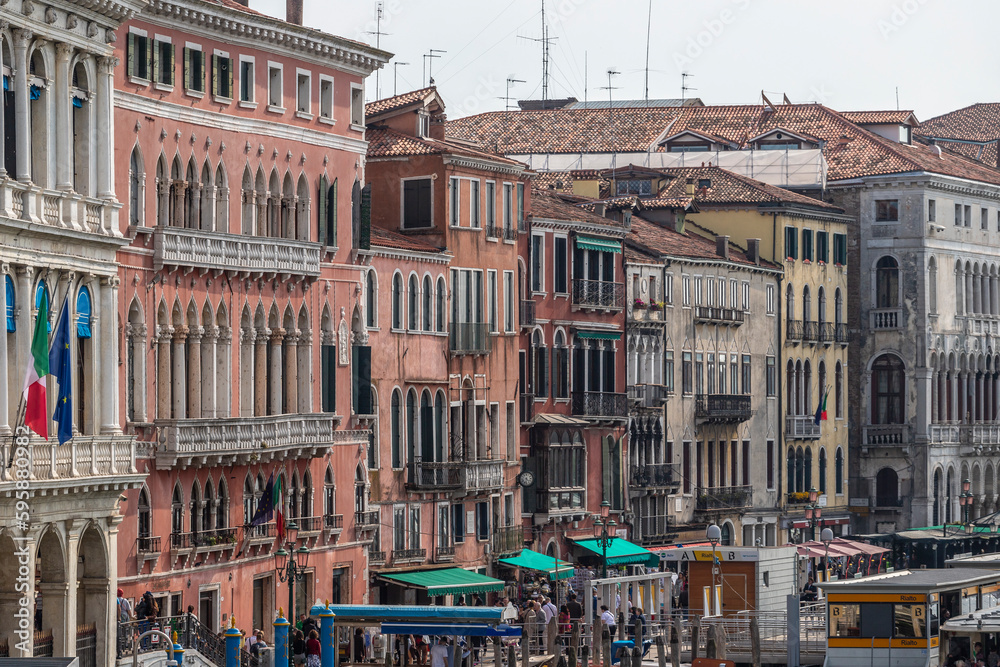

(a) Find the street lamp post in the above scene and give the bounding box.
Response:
[274,521,310,622]
[706,524,722,616]
[821,527,834,584]
[592,501,615,579]
[963,478,973,531]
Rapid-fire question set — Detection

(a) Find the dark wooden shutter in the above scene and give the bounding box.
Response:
[317,175,328,246]
[351,346,371,414]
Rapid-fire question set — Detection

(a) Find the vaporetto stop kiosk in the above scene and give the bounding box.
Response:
[820,568,1000,666]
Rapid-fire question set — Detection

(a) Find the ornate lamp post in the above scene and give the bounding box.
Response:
[706,524,722,616]
[274,520,310,621]
[592,501,615,578]
[821,527,835,584]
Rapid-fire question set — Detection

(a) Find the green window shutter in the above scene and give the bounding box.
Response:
[127,33,135,78]
[227,58,233,99]
[211,54,218,96]
[146,38,153,81]
[168,44,176,87]
[317,175,328,246]
[331,178,338,243]
[151,40,159,83]
[183,47,191,90]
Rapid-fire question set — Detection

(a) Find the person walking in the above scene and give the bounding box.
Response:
[306,629,322,667]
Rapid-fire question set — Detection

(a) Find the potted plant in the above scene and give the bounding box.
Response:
[633,298,648,309]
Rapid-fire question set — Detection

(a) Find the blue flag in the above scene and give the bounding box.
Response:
[49,301,73,445]
[250,473,275,526]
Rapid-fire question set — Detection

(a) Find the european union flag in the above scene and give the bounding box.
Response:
[49,301,72,445]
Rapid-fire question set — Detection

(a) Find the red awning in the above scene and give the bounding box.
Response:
[793,538,889,558]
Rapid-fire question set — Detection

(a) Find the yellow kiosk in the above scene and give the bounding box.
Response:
[820,568,1000,666]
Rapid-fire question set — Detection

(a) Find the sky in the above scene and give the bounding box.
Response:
[253,0,1000,121]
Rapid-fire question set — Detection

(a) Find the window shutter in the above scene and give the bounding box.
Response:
[352,346,372,414]
[169,44,176,87]
[211,54,218,96]
[127,33,135,78]
[331,178,338,244]
[317,175,328,246]
[183,47,191,90]
[360,184,371,250]
[146,38,153,81]
[151,40,160,83]
[227,58,233,99]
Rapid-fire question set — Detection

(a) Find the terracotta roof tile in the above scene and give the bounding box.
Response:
[366,127,526,167]
[449,104,1000,186]
[369,225,443,253]
[919,103,1000,142]
[627,215,778,270]
[840,110,917,125]
[366,87,438,117]
[530,190,626,229]
[646,166,840,210]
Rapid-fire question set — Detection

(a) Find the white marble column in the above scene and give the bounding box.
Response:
[95,56,115,200]
[915,367,932,439]
[128,323,148,423]
[0,22,7,178]
[54,43,73,191]
[0,264,9,435]
[12,29,32,183]
[100,277,121,433]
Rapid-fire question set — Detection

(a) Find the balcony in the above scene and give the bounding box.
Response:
[870,308,902,330]
[536,489,586,514]
[786,415,821,439]
[245,522,276,545]
[572,391,628,420]
[520,393,535,425]
[435,546,456,562]
[0,179,121,238]
[630,306,665,323]
[863,424,910,446]
[835,323,851,344]
[355,510,380,529]
[393,548,427,563]
[0,434,143,492]
[408,459,506,494]
[803,321,819,343]
[491,525,524,557]
[503,225,518,242]
[324,514,344,530]
[450,323,491,355]
[137,536,161,554]
[154,415,367,469]
[153,226,322,277]
[370,551,386,565]
[628,383,669,409]
[786,492,812,506]
[520,300,537,328]
[572,279,625,310]
[694,306,745,327]
[636,514,677,547]
[485,223,499,239]
[820,322,836,344]
[630,463,679,491]
[786,320,803,343]
[695,394,753,423]
[695,485,753,512]
[295,516,322,534]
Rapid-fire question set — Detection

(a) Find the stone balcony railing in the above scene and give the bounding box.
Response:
[870,308,902,330]
[863,423,910,446]
[628,383,669,409]
[0,180,121,238]
[153,414,358,469]
[153,226,322,277]
[408,459,505,495]
[0,434,141,487]
[491,525,524,557]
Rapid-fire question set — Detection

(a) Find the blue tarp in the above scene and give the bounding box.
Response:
[381,623,521,638]
[323,605,502,622]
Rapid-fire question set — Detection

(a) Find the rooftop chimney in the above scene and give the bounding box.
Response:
[286,0,303,25]
[685,178,695,197]
[716,235,730,260]
[747,238,762,266]
[674,212,685,235]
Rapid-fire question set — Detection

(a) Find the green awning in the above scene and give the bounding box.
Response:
[498,549,576,580]
[571,538,660,567]
[381,568,506,596]
[575,330,622,341]
[576,235,621,254]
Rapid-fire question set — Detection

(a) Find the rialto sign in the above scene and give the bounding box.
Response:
[658,547,760,562]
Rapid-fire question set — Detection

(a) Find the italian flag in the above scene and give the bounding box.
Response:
[814,387,829,426]
[22,290,49,439]
[274,473,285,541]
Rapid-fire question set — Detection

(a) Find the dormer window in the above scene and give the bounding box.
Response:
[417,113,430,137]
[697,178,711,189]
[615,179,652,196]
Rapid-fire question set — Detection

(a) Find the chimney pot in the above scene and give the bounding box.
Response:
[716,235,730,260]
[685,178,695,197]
[286,0,303,25]
[747,238,761,266]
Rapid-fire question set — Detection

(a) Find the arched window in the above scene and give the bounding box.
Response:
[802,285,811,322]
[324,467,336,518]
[817,361,826,416]
[6,274,15,332]
[434,391,445,462]
[129,147,142,226]
[818,447,827,494]
[835,447,844,495]
[289,473,300,519]
[190,480,202,535]
[804,447,813,490]
[243,475,255,528]
[786,360,795,413]
[215,165,228,232]
[76,287,93,433]
[406,389,417,465]
[876,467,899,506]
[876,256,900,308]
[795,446,804,492]
[35,280,50,332]
[172,483,185,542]
[835,362,844,419]
[408,274,419,331]
[786,284,795,322]
[533,330,548,398]
[390,389,402,468]
[803,360,812,415]
[436,277,446,333]
[301,470,313,519]
[871,354,905,424]
[366,270,377,328]
[834,288,843,326]
[392,274,403,329]
[202,479,214,534]
[720,522,733,546]
[933,468,942,525]
[929,256,938,314]
[422,275,432,332]
[787,447,795,494]
[217,479,228,529]
[553,331,569,399]
[138,487,152,545]
[817,287,826,324]
[419,390,433,462]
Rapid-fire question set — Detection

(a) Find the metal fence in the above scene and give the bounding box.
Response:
[117,613,259,667]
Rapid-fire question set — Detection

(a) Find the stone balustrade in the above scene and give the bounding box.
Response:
[0,434,140,486]
[0,180,120,237]
[153,226,322,277]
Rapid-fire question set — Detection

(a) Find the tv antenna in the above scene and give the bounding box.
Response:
[681,72,696,102]
[365,2,390,99]
[393,61,410,97]
[601,69,621,189]
[423,49,446,87]
[518,0,558,103]
[499,77,526,111]
[644,0,653,104]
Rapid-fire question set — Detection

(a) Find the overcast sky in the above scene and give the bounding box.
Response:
[253,0,997,121]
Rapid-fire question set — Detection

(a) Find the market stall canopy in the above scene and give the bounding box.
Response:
[499,548,575,579]
[381,623,521,637]
[380,568,506,596]
[571,537,660,567]
[324,605,502,622]
[794,538,890,559]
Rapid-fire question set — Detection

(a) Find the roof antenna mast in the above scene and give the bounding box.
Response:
[681,72,696,103]
[422,49,446,87]
[518,0,558,106]
[366,2,390,99]
[644,0,653,104]
[602,68,621,191]
[499,77,526,112]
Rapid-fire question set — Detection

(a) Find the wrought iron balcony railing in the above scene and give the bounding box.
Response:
[572,279,625,309]
[695,394,753,423]
[695,485,753,512]
[520,300,536,327]
[694,306,745,326]
[572,391,628,419]
[449,323,491,355]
